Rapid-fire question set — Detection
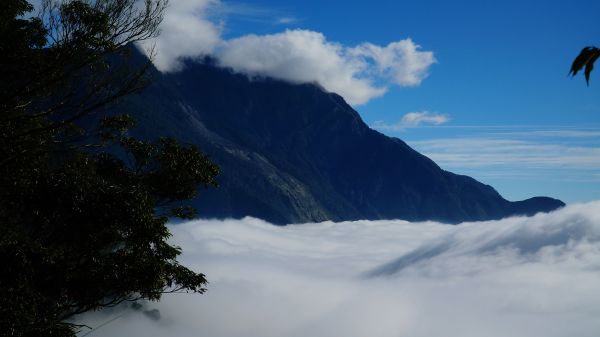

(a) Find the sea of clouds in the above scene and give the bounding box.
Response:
[78,201,600,337]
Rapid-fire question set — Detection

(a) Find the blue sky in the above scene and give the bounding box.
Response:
[199,0,600,203]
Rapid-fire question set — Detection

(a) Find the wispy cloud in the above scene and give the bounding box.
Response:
[276,16,299,25]
[373,111,449,131]
[210,1,274,17]
[378,125,600,201]
[489,129,600,139]
[78,202,600,337]
[403,126,600,186]
[208,2,299,25]
[411,137,600,169]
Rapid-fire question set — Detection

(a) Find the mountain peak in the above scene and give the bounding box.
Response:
[116,54,564,224]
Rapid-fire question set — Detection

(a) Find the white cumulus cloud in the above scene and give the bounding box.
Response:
[138,0,223,72]
[33,1,436,104]
[77,201,600,337]
[135,0,435,105]
[216,29,391,105]
[350,40,436,86]
[216,30,435,105]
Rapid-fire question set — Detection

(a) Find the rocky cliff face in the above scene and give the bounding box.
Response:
[113,55,564,224]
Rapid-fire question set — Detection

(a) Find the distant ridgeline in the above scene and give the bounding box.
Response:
[107,48,564,225]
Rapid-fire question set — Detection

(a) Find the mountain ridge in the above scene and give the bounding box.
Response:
[110,52,564,224]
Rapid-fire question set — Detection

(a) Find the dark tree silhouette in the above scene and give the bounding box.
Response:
[569,46,600,84]
[0,1,219,336]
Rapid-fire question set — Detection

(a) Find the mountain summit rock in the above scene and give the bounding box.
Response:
[114,53,564,224]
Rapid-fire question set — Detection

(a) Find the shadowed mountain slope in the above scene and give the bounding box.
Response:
[113,54,564,224]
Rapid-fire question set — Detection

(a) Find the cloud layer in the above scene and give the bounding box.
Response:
[78,202,600,337]
[138,0,435,105]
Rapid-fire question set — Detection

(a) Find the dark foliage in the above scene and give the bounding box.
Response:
[569,46,600,85]
[0,1,219,336]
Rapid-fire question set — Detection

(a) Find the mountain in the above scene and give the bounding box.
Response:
[111,53,564,225]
